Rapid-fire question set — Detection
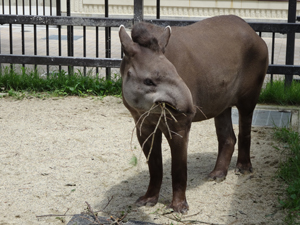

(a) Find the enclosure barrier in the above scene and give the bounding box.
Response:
[0,0,300,84]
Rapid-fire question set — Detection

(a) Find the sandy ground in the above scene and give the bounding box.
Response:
[0,96,286,225]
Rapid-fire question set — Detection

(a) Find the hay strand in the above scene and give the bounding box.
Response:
[161,103,172,139]
[195,105,207,119]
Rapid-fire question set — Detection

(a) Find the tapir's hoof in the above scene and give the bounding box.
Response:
[168,201,189,215]
[235,166,253,175]
[135,196,158,207]
[206,170,227,183]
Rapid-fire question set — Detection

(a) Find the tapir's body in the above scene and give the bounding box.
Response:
[119,15,268,213]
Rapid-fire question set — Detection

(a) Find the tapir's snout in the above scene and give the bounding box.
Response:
[153,76,195,116]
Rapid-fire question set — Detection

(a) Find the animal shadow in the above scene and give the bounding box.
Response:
[95,152,238,221]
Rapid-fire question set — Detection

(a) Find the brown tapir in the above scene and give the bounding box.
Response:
[118,15,268,214]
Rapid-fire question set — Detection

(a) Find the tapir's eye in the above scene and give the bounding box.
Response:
[144,78,156,86]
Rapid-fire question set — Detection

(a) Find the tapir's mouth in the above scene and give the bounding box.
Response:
[155,101,180,114]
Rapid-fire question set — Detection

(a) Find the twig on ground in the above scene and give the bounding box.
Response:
[110,213,128,225]
[36,208,71,218]
[95,196,114,213]
[85,201,102,224]
[161,210,224,225]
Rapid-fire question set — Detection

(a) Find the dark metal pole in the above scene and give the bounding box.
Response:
[285,0,296,87]
[67,0,73,75]
[271,32,275,84]
[9,0,12,70]
[21,0,25,68]
[134,0,143,24]
[56,0,61,16]
[105,0,111,80]
[56,0,62,73]
[156,0,160,19]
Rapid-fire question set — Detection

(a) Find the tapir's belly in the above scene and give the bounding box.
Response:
[181,66,241,122]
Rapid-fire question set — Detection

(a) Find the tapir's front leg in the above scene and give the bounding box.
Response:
[166,126,191,214]
[135,126,163,207]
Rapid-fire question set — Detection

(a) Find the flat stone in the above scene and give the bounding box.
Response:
[232,108,291,128]
[67,214,158,225]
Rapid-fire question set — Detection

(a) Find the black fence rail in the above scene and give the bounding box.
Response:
[0,0,300,84]
[0,0,138,79]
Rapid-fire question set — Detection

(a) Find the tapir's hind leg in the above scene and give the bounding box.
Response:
[235,107,254,174]
[208,107,236,182]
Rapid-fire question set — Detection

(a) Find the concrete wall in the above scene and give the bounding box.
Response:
[63,0,300,21]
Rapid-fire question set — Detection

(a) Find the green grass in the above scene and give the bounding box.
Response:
[259,80,300,105]
[0,67,122,97]
[274,127,300,224]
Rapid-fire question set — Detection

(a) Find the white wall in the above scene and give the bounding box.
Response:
[62,0,300,21]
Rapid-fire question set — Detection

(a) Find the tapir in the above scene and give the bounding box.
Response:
[118,15,268,214]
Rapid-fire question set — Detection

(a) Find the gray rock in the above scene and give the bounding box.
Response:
[67,214,158,225]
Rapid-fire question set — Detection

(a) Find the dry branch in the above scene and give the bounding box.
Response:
[85,201,102,224]
[36,208,71,218]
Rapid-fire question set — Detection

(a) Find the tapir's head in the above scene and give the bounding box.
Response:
[119,22,195,116]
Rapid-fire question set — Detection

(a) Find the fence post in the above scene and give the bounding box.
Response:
[67,0,74,75]
[56,0,62,73]
[285,0,297,87]
[134,0,143,24]
[56,0,61,16]
[156,0,160,19]
[105,0,111,80]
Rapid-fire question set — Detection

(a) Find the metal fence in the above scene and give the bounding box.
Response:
[0,0,300,84]
[0,0,135,79]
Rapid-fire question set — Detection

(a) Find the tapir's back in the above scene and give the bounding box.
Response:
[164,15,268,120]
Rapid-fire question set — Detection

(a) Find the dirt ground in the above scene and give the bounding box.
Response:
[0,96,286,225]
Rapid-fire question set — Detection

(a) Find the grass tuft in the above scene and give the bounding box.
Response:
[273,127,300,224]
[259,80,300,105]
[0,67,122,97]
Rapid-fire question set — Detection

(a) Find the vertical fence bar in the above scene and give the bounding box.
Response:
[43,0,45,15]
[29,0,32,15]
[105,0,111,80]
[285,0,297,86]
[96,26,99,75]
[0,0,2,70]
[9,0,13,69]
[22,0,25,15]
[156,0,160,19]
[21,0,25,68]
[271,32,275,84]
[56,0,62,73]
[50,0,52,15]
[34,0,38,69]
[83,26,86,76]
[134,0,144,24]
[44,0,50,75]
[67,0,73,75]
[16,0,18,15]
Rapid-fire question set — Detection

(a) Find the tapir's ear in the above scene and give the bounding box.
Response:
[119,25,139,57]
[158,26,171,53]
